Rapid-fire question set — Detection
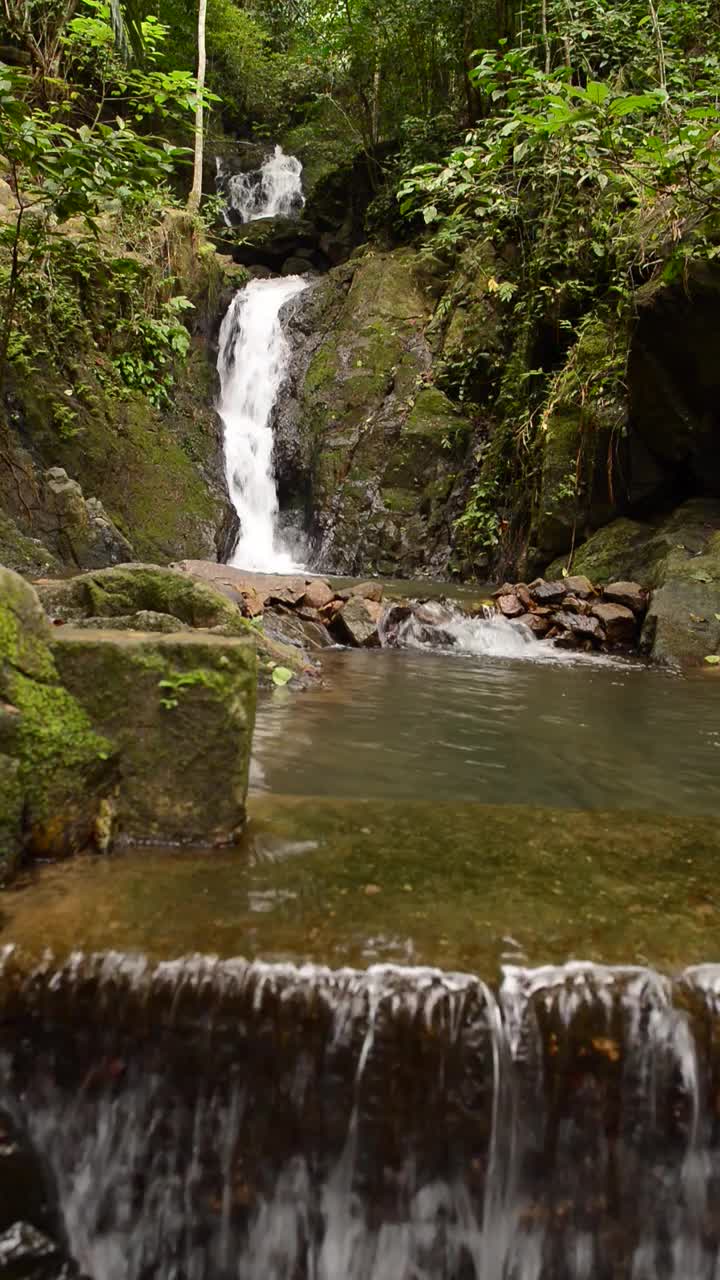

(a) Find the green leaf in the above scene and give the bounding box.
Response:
[585,81,610,106]
[691,570,712,583]
[271,666,294,687]
[608,92,665,118]
[704,655,720,665]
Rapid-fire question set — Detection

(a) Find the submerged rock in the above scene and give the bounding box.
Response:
[52,629,256,846]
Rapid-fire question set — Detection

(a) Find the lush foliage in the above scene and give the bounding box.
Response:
[0,3,203,393]
[396,0,720,566]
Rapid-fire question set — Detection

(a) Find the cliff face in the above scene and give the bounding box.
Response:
[0,210,245,576]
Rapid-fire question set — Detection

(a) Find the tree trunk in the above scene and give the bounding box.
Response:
[187,0,207,214]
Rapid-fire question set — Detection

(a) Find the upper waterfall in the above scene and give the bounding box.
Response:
[217,276,308,573]
[226,146,306,223]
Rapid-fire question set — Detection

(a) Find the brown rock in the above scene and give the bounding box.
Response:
[497,593,525,619]
[334,596,382,647]
[562,596,592,616]
[239,587,264,618]
[554,611,604,644]
[530,579,567,605]
[603,581,647,615]
[563,575,595,600]
[517,612,551,637]
[493,583,518,599]
[516,584,533,610]
[303,579,335,611]
[267,584,306,608]
[350,581,384,603]
[591,601,637,644]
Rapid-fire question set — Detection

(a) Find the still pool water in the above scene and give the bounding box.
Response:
[253,647,720,815]
[3,645,720,977]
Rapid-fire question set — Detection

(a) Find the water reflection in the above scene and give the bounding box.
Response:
[253,650,720,815]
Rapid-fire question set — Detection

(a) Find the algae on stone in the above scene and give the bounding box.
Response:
[53,629,257,845]
[0,567,113,871]
[291,248,469,576]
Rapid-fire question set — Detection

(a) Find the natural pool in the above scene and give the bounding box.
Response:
[3,641,720,1280]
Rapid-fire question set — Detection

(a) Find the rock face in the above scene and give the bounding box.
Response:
[0,568,113,873]
[36,468,134,569]
[0,217,239,575]
[53,630,256,846]
[532,315,622,563]
[275,248,469,577]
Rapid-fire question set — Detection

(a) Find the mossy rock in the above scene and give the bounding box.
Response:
[533,316,625,559]
[546,517,652,583]
[0,510,60,578]
[0,567,114,871]
[297,249,468,576]
[1,217,233,570]
[35,563,307,675]
[53,629,256,845]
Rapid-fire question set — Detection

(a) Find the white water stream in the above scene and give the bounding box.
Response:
[227,145,305,224]
[217,148,307,572]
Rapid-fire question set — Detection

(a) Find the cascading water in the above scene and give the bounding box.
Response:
[216,146,307,572]
[217,276,308,572]
[2,948,720,1280]
[225,146,306,224]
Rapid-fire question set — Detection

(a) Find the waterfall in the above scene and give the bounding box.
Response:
[2,948,720,1280]
[217,276,308,573]
[215,144,307,573]
[227,146,306,224]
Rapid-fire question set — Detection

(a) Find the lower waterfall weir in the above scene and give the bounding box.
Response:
[2,949,720,1280]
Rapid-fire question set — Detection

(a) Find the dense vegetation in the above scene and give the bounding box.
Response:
[1,0,719,575]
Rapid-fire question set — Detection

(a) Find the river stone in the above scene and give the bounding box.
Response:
[603,581,647,615]
[516,612,551,637]
[529,579,567,605]
[591,601,637,644]
[52,630,256,846]
[303,579,335,610]
[563,575,595,599]
[553,611,604,644]
[497,593,524,619]
[0,568,113,869]
[350,581,384,603]
[334,596,382,647]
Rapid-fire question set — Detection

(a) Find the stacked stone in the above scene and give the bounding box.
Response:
[492,575,647,651]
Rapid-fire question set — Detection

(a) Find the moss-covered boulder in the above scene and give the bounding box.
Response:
[53,630,256,845]
[641,527,720,665]
[545,517,655,584]
[34,562,308,676]
[0,567,113,874]
[286,248,469,576]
